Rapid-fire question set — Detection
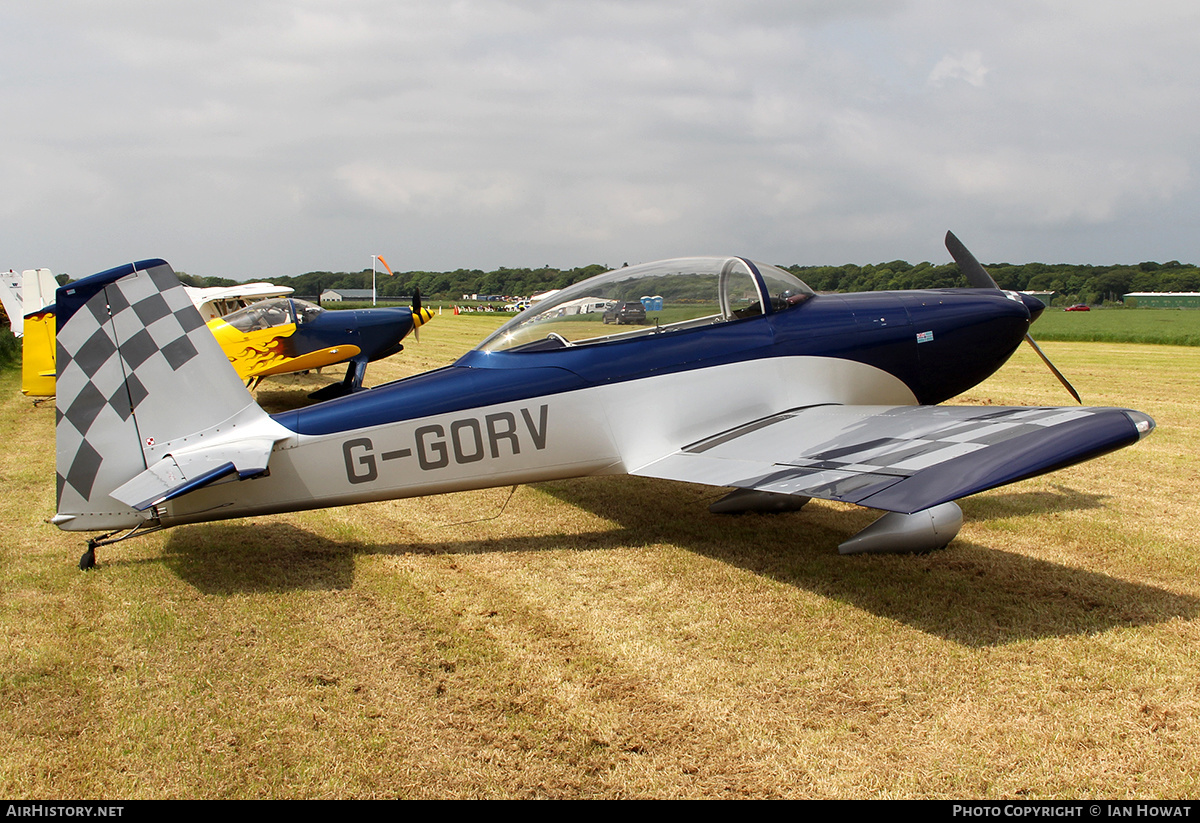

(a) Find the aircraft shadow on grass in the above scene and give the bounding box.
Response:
[534,476,1198,648]
[957,484,1110,518]
[162,522,358,595]
[161,475,1196,649]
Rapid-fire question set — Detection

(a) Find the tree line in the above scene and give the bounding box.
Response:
[177,258,1200,307]
[178,265,611,303]
[787,259,1200,305]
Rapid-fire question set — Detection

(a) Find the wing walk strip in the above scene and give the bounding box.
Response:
[681,404,835,454]
[633,405,1142,515]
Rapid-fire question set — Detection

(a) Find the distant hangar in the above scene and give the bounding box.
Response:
[1124,292,1200,308]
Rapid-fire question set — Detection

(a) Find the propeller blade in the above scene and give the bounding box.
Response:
[1023,334,1082,404]
[411,287,425,342]
[947,231,1082,404]
[945,230,999,289]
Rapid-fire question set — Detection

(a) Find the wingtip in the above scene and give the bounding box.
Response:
[1125,410,1155,439]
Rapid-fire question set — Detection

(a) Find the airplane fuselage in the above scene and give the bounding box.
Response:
[51,246,1153,565]
[147,287,1037,528]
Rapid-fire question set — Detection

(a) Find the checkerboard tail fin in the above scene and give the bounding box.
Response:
[53,259,266,531]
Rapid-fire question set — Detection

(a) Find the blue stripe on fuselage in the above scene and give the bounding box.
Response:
[271,364,586,436]
[274,289,1032,437]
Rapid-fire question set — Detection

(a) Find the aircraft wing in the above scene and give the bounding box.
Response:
[631,404,1154,514]
[185,283,294,321]
[184,283,294,304]
[247,344,362,378]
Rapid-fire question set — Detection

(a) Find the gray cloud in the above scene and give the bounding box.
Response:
[3,0,1198,278]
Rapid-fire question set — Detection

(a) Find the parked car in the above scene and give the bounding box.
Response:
[1065,304,1091,312]
[603,300,647,325]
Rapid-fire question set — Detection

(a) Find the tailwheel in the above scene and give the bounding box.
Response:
[74,523,164,570]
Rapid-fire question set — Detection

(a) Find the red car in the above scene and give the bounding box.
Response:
[1065,304,1090,311]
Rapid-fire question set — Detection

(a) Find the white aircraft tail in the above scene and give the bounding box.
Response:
[54,259,286,532]
[23,268,57,317]
[1,268,55,337]
[1,271,22,336]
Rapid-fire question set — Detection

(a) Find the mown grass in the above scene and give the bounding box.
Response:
[2,313,1199,798]
[1028,307,1200,346]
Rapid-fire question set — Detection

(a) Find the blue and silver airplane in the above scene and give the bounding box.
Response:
[53,233,1154,569]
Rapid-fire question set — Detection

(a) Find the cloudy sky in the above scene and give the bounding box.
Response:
[3,1,1199,279]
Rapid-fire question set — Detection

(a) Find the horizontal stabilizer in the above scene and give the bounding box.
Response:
[119,460,239,511]
[110,437,278,511]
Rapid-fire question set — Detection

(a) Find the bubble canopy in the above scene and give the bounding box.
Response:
[476,257,814,353]
[220,298,324,333]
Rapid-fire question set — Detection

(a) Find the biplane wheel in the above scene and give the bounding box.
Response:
[79,547,96,571]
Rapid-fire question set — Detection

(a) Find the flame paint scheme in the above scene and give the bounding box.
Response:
[52,234,1153,568]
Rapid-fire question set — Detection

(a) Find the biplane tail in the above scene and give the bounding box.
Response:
[53,260,288,539]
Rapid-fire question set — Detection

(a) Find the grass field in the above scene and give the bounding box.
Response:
[1031,307,1200,346]
[2,312,1199,799]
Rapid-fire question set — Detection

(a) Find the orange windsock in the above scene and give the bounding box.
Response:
[377,255,394,276]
